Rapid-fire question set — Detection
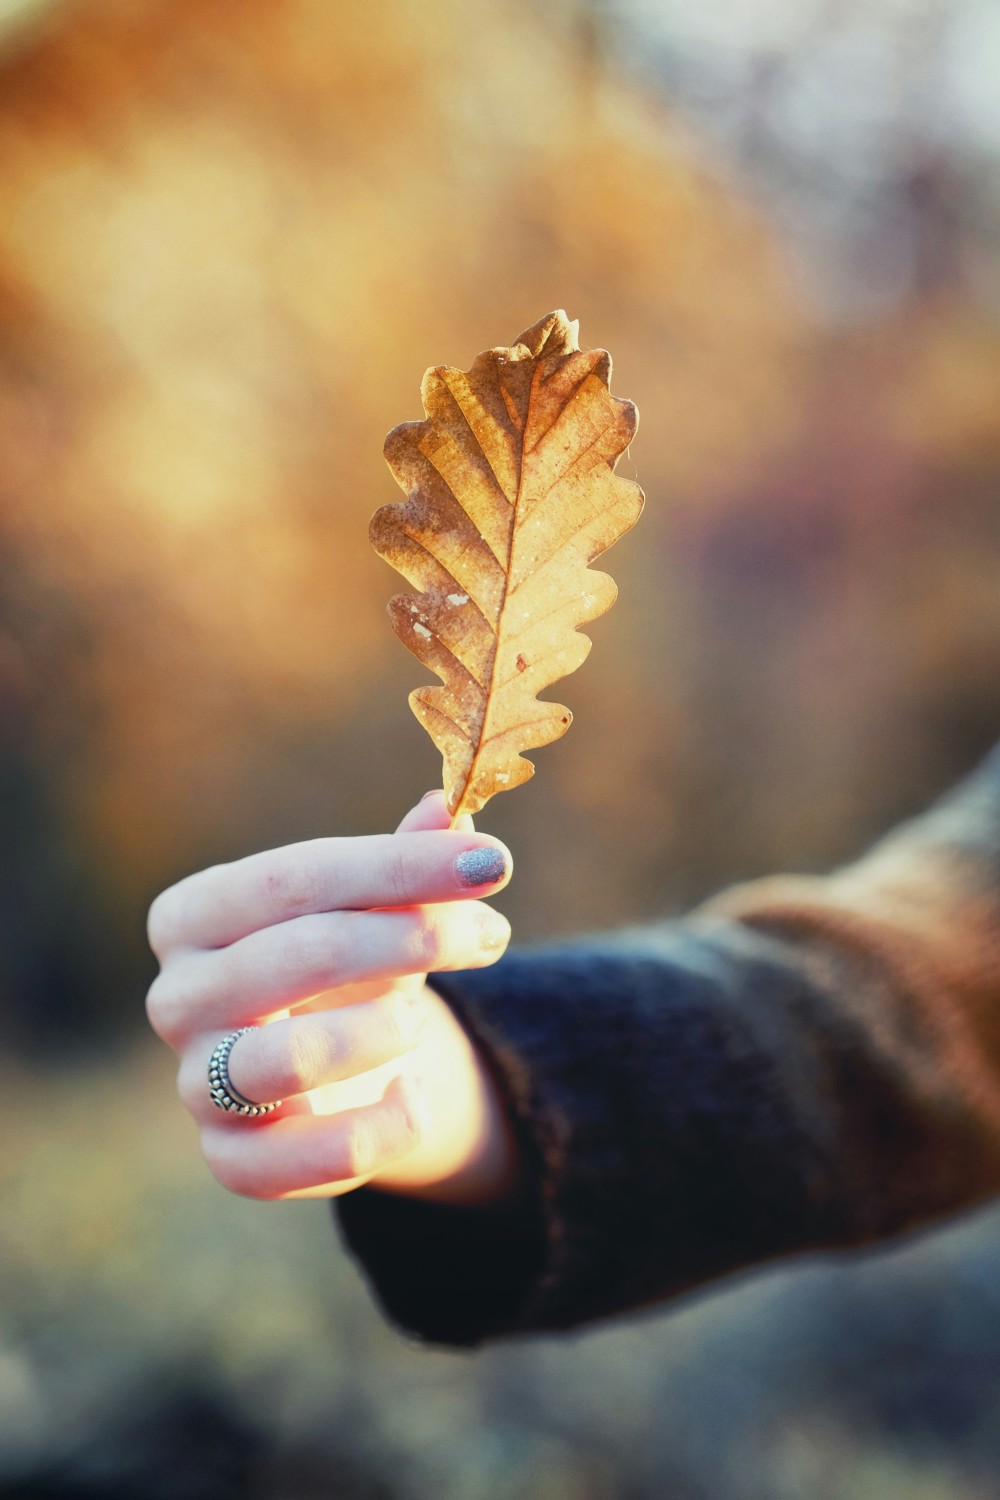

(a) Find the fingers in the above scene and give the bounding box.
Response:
[200,1072,424,1199]
[148,826,510,956]
[148,792,508,1205]
[177,993,427,1121]
[394,789,475,836]
[148,900,511,1045]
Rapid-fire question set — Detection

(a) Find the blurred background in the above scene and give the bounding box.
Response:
[1,0,999,1495]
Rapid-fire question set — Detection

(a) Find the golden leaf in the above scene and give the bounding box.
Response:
[370,310,644,818]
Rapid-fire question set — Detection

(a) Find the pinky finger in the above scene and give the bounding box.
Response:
[200,1073,424,1199]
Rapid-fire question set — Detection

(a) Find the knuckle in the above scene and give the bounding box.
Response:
[202,1137,275,1200]
[412,912,447,972]
[146,889,180,958]
[381,843,419,907]
[342,1119,381,1180]
[201,1138,245,1195]
[296,925,344,993]
[145,972,182,1043]
[358,1007,403,1067]
[176,1061,201,1116]
[218,936,260,997]
[341,1099,420,1180]
[279,1025,326,1095]
[263,857,321,922]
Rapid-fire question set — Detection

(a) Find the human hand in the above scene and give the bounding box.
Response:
[145,792,521,1204]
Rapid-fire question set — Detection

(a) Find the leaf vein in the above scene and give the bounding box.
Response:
[440,374,515,505]
[396,531,500,639]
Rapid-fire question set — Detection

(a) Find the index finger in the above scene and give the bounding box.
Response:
[148,830,512,956]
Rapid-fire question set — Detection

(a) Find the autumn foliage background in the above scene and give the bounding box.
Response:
[1,1,999,1496]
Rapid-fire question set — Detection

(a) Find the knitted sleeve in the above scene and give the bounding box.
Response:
[335,744,1000,1346]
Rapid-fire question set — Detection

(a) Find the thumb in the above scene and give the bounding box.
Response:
[395,789,476,835]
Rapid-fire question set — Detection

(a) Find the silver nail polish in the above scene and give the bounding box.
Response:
[454,847,508,887]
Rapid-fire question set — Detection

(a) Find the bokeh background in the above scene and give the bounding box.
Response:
[1,0,999,1495]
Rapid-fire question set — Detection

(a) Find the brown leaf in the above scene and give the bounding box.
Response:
[370,310,644,818]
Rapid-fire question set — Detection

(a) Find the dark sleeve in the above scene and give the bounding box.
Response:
[335,743,1000,1346]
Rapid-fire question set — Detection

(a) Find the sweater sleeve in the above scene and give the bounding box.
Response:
[334,743,1000,1346]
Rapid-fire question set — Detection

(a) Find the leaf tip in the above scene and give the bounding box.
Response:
[514,309,580,359]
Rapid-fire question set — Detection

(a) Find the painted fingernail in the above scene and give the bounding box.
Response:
[454,847,508,888]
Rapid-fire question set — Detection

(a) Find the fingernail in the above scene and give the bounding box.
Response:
[454,847,508,888]
[477,907,511,953]
[420,789,444,803]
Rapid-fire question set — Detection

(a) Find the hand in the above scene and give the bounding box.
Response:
[145,792,522,1205]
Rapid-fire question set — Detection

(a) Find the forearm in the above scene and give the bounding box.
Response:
[701,740,1000,1240]
[337,742,1000,1345]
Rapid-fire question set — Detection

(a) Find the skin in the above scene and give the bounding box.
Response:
[145,791,522,1206]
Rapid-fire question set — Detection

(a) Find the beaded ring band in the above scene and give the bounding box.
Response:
[208,1027,282,1117]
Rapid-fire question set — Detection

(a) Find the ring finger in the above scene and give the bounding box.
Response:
[179,990,428,1124]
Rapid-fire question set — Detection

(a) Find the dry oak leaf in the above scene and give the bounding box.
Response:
[370,310,644,818]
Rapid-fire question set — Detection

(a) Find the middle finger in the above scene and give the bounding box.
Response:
[150,900,510,1043]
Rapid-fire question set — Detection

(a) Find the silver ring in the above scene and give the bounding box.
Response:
[208,1027,282,1117]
